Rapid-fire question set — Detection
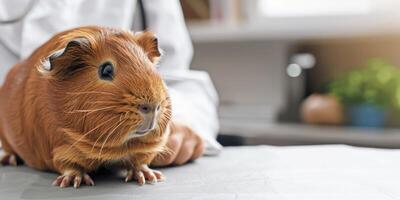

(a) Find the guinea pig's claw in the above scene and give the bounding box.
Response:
[0,153,17,166]
[83,174,95,186]
[73,176,82,188]
[52,173,94,188]
[125,165,165,186]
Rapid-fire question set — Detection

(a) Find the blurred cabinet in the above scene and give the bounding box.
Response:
[191,40,293,133]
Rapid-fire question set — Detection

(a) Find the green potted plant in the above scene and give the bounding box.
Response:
[329,59,400,128]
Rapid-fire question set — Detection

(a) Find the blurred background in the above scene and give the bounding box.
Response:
[180,0,400,148]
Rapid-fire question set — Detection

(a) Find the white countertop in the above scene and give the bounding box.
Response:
[1,145,399,199]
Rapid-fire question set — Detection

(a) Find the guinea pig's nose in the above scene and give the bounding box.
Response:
[138,104,152,114]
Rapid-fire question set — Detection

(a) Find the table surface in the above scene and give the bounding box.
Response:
[1,145,399,200]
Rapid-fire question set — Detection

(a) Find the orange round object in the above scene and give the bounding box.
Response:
[300,94,344,125]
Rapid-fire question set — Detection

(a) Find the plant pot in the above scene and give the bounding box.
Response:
[348,103,386,128]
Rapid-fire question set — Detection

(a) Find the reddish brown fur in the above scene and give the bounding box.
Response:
[0,26,171,176]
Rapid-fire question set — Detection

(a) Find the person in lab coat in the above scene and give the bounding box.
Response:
[0,0,221,166]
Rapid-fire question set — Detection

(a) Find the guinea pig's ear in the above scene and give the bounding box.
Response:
[135,31,162,64]
[42,38,89,71]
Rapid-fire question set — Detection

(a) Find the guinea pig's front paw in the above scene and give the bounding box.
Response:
[52,172,95,188]
[125,164,165,186]
[0,153,17,166]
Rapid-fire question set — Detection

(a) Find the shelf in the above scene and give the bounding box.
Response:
[188,14,400,43]
[221,122,400,148]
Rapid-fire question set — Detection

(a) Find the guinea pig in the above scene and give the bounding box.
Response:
[0,26,172,188]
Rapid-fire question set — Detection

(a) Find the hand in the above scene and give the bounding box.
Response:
[151,121,205,167]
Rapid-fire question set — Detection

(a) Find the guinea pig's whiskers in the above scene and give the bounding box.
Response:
[98,119,127,158]
[89,114,127,155]
[110,115,136,146]
[66,106,118,114]
[66,91,118,96]
[119,113,123,122]
[87,101,121,106]
[64,115,119,155]
[119,111,129,122]
[90,118,123,154]
[72,108,112,126]
[124,111,130,120]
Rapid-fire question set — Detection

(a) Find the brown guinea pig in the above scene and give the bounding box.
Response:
[0,26,172,188]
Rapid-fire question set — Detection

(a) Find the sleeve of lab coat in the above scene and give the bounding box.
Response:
[142,0,222,155]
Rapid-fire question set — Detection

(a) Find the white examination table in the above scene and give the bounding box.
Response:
[0,145,399,200]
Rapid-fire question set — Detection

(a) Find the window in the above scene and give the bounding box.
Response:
[258,0,372,18]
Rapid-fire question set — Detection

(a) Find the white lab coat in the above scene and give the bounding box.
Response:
[0,0,221,155]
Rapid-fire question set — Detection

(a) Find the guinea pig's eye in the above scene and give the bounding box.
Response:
[98,62,114,80]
